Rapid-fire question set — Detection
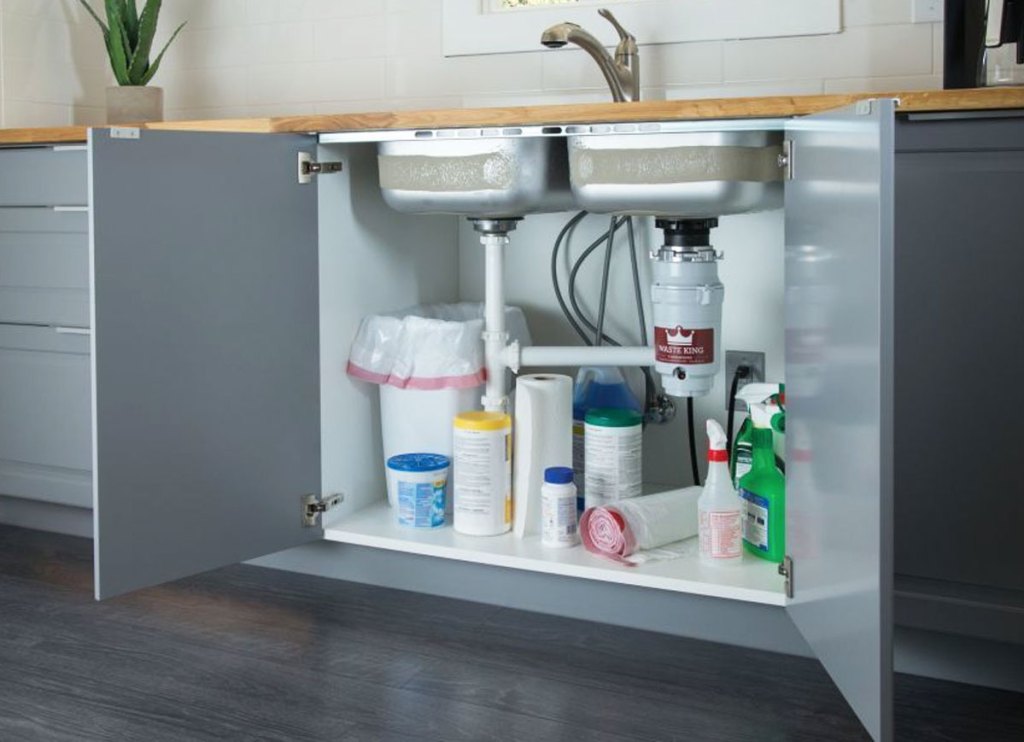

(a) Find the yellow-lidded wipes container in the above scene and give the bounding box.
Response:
[453,411,512,536]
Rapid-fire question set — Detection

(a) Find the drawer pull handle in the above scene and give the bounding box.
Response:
[54,326,91,336]
[52,206,88,212]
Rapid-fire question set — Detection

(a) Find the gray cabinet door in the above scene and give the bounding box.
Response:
[90,129,322,600]
[784,100,895,741]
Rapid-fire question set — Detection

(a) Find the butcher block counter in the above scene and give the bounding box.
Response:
[0,86,1022,145]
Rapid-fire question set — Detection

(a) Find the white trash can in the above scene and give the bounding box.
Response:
[347,303,530,508]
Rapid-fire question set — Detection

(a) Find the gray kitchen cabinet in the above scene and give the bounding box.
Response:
[0,325,91,508]
[893,112,1024,647]
[0,146,88,206]
[0,145,91,512]
[0,207,90,327]
[82,101,896,740]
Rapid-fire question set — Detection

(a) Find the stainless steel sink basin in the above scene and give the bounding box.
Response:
[567,130,784,217]
[378,136,573,218]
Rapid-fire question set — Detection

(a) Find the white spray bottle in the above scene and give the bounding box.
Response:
[698,419,744,566]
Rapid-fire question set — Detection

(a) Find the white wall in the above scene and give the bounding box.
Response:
[0,0,943,127]
[0,0,107,127]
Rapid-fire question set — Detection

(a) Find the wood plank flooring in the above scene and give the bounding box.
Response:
[0,524,1021,741]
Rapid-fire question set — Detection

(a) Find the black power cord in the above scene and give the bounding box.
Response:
[687,396,700,486]
[726,363,751,459]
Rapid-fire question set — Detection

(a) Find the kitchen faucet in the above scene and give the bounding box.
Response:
[540,8,640,102]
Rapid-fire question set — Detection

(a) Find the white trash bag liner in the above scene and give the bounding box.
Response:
[347,302,530,390]
[348,303,531,509]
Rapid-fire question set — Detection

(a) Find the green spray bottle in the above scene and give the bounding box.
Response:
[731,383,785,486]
[738,401,786,563]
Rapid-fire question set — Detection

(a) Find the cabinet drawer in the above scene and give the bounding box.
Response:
[0,146,88,206]
[0,208,89,326]
[0,324,92,508]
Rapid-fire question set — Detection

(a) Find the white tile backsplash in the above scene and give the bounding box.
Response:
[0,0,945,127]
[724,23,933,83]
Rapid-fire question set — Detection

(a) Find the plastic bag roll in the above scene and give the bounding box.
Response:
[580,487,702,564]
[513,374,573,538]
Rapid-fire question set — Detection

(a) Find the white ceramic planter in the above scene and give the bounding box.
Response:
[105,86,164,124]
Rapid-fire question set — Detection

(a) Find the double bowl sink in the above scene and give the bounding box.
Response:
[378,128,784,219]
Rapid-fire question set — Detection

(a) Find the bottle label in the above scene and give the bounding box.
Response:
[734,449,753,482]
[654,326,715,365]
[572,419,585,511]
[740,489,769,552]
[542,489,580,547]
[397,480,446,528]
[699,509,743,559]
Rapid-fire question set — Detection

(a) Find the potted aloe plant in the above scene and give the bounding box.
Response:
[78,0,186,124]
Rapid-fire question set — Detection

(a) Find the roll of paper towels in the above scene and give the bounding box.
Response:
[513,374,573,538]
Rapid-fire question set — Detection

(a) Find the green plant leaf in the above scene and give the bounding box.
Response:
[129,0,163,84]
[121,0,139,50]
[77,0,109,35]
[105,0,132,85]
[140,20,186,86]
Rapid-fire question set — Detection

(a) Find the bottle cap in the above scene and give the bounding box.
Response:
[544,467,575,485]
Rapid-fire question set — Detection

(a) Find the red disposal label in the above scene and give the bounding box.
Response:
[655,326,714,365]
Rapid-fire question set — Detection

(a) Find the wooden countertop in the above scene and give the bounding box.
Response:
[3,87,1023,145]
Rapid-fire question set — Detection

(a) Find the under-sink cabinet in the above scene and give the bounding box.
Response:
[2,100,1022,742]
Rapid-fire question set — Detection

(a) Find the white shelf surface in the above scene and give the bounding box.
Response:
[323,502,786,606]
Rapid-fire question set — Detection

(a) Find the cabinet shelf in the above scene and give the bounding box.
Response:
[323,502,786,606]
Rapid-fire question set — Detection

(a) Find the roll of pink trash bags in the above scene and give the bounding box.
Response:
[580,487,701,565]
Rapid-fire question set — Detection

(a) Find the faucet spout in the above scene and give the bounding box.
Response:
[540,10,639,102]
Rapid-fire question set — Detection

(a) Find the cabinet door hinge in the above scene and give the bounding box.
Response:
[297,152,343,184]
[779,555,794,599]
[779,140,795,181]
[302,493,343,527]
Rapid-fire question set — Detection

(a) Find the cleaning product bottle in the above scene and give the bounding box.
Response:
[572,367,642,514]
[698,420,744,566]
[738,402,786,563]
[731,383,785,486]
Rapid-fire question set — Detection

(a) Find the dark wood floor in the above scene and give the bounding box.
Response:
[0,526,1021,742]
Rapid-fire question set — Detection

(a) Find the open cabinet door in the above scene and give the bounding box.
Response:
[90,129,323,600]
[784,99,895,741]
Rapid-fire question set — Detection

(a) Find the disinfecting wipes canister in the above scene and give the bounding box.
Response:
[453,412,512,536]
[584,408,643,508]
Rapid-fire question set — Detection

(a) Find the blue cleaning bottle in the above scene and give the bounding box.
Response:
[572,367,642,514]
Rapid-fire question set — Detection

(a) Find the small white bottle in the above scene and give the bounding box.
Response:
[541,467,579,548]
[698,420,744,566]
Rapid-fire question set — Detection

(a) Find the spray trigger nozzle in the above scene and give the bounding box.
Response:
[706,419,728,451]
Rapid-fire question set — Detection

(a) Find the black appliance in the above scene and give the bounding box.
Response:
[945,0,1024,87]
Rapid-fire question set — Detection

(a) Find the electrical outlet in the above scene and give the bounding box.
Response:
[725,350,765,411]
[912,0,943,23]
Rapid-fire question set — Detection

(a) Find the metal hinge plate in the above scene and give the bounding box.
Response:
[779,140,795,181]
[297,152,343,184]
[302,493,343,527]
[779,555,794,599]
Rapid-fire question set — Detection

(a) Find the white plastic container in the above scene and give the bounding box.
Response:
[584,408,643,508]
[380,385,478,509]
[387,453,449,528]
[453,411,512,536]
[698,420,744,566]
[541,467,579,548]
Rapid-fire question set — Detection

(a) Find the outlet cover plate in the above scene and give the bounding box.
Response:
[725,350,766,410]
